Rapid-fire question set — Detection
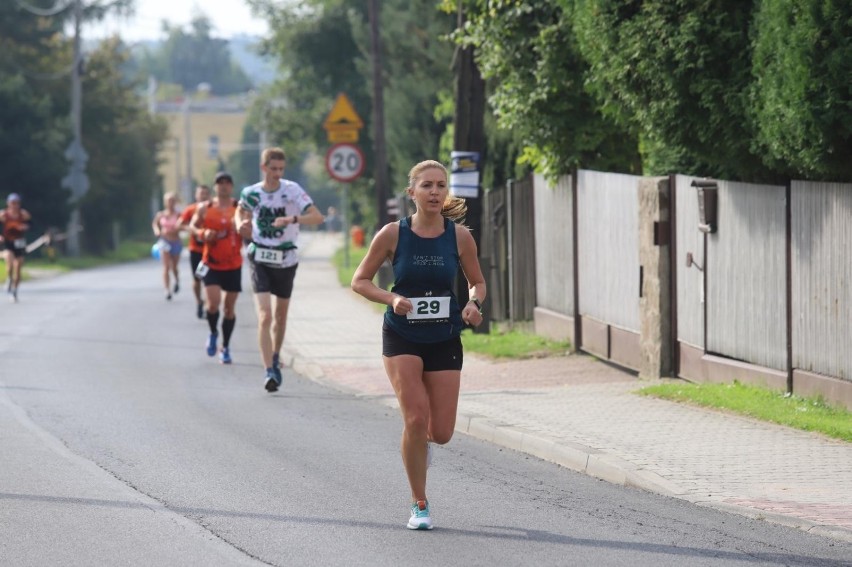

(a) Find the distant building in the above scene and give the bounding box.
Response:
[155,93,254,203]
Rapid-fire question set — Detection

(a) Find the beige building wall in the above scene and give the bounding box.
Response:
[157,103,250,204]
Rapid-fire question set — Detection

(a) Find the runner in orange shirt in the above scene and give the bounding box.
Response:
[0,193,31,303]
[179,184,211,318]
[192,173,242,364]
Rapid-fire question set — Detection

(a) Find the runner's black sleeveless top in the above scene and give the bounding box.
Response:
[384,216,463,343]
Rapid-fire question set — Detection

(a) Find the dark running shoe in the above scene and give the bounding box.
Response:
[264,368,279,392]
[174,281,180,294]
[196,303,204,319]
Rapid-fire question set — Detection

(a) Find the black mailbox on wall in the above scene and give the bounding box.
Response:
[691,179,718,233]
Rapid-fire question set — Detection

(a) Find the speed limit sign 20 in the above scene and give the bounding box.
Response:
[326,143,365,182]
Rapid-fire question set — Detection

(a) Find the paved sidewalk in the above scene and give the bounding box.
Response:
[284,232,852,544]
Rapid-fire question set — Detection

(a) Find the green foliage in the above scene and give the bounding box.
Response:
[0,74,69,232]
[78,39,169,253]
[3,238,155,282]
[372,2,456,182]
[0,3,71,233]
[251,2,368,160]
[750,0,852,180]
[247,1,371,226]
[639,381,852,443]
[571,0,775,180]
[332,242,370,287]
[248,0,458,232]
[453,0,640,179]
[0,5,169,255]
[460,328,570,359]
[135,15,253,95]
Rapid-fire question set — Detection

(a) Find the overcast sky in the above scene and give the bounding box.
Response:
[83,0,270,42]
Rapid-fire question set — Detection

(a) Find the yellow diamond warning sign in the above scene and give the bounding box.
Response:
[323,93,364,142]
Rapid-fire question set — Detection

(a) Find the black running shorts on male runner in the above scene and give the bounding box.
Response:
[202,267,242,292]
[189,251,203,280]
[248,258,298,298]
[3,240,26,258]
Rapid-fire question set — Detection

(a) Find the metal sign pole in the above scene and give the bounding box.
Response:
[342,182,350,269]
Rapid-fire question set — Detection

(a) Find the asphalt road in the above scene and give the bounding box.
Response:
[1,258,849,566]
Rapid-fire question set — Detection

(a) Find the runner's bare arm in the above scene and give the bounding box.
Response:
[296,204,324,226]
[457,225,486,305]
[351,222,410,313]
[235,206,252,239]
[191,205,214,241]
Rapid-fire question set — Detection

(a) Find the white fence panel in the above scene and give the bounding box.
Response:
[792,181,852,381]
[533,173,573,315]
[577,170,640,331]
[706,181,787,370]
[675,175,705,349]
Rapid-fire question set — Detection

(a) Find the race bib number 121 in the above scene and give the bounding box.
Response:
[256,248,283,265]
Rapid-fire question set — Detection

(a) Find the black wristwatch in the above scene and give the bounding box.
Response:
[292,215,299,224]
[469,298,482,311]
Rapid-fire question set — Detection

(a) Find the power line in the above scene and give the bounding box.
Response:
[13,0,73,17]
[10,0,77,78]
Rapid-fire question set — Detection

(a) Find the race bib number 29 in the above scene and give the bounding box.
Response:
[406,296,451,322]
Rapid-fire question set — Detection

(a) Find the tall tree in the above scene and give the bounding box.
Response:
[750,0,852,181]
[78,38,168,252]
[571,0,774,180]
[452,0,639,179]
[249,0,457,229]
[0,2,75,233]
[138,14,253,95]
[364,1,456,184]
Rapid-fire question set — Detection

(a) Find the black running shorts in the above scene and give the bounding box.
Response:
[202,267,242,292]
[189,251,203,280]
[382,323,463,372]
[249,258,298,298]
[4,240,25,258]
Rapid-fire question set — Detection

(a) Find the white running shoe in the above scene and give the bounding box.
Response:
[407,499,433,530]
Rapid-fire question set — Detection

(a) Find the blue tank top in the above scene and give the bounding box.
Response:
[384,216,464,343]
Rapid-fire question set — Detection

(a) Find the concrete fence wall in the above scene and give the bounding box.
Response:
[513,172,852,409]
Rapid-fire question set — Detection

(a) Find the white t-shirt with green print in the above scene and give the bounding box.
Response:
[238,180,314,265]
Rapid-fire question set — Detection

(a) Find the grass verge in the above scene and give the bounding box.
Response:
[461,328,571,359]
[333,245,369,287]
[638,381,852,443]
[1,239,154,281]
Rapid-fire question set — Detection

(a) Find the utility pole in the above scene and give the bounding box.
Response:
[182,95,194,203]
[367,0,390,231]
[453,1,488,332]
[61,0,89,257]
